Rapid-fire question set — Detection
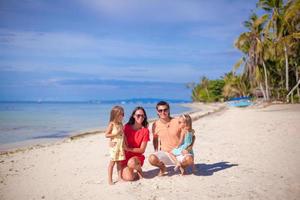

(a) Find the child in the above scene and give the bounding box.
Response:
[169,114,195,175]
[105,106,126,185]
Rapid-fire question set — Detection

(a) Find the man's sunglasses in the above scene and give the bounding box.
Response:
[157,108,168,113]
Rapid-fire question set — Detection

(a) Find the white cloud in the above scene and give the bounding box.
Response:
[77,0,257,24]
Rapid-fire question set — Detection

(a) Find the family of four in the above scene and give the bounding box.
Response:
[105,101,195,185]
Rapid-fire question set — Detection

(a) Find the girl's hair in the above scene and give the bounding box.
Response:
[127,106,149,127]
[109,105,124,122]
[180,114,192,131]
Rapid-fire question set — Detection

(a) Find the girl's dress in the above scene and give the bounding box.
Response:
[109,123,125,161]
[171,131,194,156]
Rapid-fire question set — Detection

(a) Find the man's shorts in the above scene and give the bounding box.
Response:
[152,151,193,165]
[152,151,174,165]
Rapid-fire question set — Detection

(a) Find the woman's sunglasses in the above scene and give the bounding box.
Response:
[135,114,145,118]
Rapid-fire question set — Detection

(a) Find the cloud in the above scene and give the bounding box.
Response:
[0,28,240,63]
[49,78,186,86]
[77,0,257,24]
[0,62,203,84]
[0,29,98,56]
[0,29,157,58]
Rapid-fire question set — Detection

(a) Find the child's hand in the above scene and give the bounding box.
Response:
[109,141,116,147]
[181,149,189,155]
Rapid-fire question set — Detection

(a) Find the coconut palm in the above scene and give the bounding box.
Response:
[222,72,251,99]
[257,0,300,94]
[235,13,270,100]
[282,0,300,100]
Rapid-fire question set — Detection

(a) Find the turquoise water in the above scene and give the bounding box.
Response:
[0,101,190,145]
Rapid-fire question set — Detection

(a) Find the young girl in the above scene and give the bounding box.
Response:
[105,106,126,185]
[169,114,195,175]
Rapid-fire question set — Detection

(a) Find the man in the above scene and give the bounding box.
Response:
[148,101,194,175]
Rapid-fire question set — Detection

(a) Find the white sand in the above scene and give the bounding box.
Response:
[1,103,300,200]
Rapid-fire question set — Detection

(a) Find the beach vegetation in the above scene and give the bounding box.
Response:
[191,77,224,102]
[191,0,300,103]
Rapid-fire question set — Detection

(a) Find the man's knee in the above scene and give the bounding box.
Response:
[182,155,194,167]
[148,154,159,165]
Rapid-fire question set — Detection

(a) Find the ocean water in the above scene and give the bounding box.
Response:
[0,100,191,145]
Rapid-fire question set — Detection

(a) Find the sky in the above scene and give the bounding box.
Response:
[0,0,259,101]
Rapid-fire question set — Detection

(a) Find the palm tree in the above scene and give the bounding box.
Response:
[200,76,210,99]
[191,85,202,102]
[282,0,300,101]
[222,72,251,99]
[257,0,298,93]
[235,13,270,100]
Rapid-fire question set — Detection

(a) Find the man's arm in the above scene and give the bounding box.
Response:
[152,121,159,151]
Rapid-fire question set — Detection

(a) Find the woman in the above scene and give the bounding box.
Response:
[121,106,150,181]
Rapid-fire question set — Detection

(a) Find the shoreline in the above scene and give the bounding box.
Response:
[0,102,225,154]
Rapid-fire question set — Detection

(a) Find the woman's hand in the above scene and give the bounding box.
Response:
[124,146,132,152]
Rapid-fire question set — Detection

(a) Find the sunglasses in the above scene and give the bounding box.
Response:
[157,108,169,113]
[135,114,145,118]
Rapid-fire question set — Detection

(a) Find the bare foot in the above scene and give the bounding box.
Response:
[179,166,185,176]
[137,171,144,179]
[158,163,167,176]
[108,180,114,185]
[174,164,180,172]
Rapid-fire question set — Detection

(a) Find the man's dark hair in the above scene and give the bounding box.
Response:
[156,101,170,110]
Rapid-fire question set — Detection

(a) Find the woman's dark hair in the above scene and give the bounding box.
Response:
[127,106,148,127]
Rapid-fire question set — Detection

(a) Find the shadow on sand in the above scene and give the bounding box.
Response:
[193,161,238,176]
[143,161,238,179]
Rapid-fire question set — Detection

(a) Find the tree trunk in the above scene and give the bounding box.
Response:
[262,61,269,101]
[205,88,210,99]
[296,66,300,102]
[286,80,300,103]
[259,83,267,101]
[284,44,289,91]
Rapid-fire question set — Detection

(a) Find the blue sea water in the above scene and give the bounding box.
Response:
[0,99,191,145]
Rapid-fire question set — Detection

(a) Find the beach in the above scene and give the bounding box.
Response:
[0,103,300,200]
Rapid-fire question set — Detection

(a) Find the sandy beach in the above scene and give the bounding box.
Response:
[1,103,300,200]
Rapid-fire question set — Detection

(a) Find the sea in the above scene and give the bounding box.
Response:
[0,99,191,146]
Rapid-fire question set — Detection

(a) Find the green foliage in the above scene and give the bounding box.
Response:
[190,0,300,102]
[191,78,225,102]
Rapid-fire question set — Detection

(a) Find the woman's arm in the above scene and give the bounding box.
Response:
[126,141,148,154]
